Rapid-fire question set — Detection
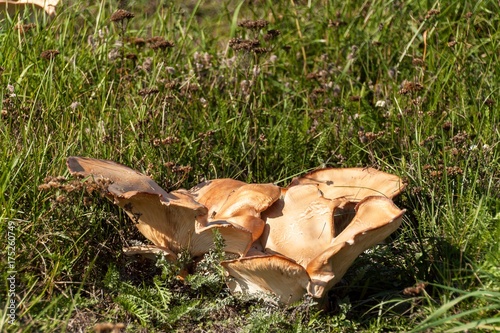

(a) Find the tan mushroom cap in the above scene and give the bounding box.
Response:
[192,179,281,242]
[261,185,351,267]
[289,167,406,201]
[306,196,406,298]
[221,254,310,304]
[225,195,405,304]
[1,0,59,16]
[66,157,253,258]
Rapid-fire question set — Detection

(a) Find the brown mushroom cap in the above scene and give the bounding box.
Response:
[66,157,253,258]
[221,254,310,304]
[289,167,406,201]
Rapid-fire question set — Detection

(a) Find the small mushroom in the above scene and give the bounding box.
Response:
[1,0,59,16]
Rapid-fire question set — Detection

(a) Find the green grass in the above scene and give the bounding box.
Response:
[1,0,499,331]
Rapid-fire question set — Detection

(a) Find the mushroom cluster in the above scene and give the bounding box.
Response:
[66,157,406,304]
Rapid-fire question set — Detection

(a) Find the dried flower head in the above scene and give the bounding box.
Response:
[15,23,36,34]
[138,88,159,97]
[252,47,269,54]
[442,120,452,130]
[229,38,260,52]
[238,19,269,30]
[412,57,425,67]
[147,36,174,50]
[125,53,137,60]
[425,9,440,20]
[264,29,281,41]
[111,9,135,22]
[40,50,60,60]
[129,37,146,47]
[403,282,427,296]
[328,19,346,28]
[398,80,424,95]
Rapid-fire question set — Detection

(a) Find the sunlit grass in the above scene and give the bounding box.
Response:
[0,0,499,331]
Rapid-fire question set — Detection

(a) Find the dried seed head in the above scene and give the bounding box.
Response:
[398,80,424,95]
[446,166,463,176]
[129,37,146,47]
[229,38,260,52]
[111,9,135,22]
[40,50,60,60]
[425,9,440,20]
[403,282,427,296]
[412,57,425,67]
[264,29,281,41]
[147,36,174,50]
[442,120,452,130]
[328,19,346,28]
[238,19,269,30]
[138,88,159,97]
[126,53,137,60]
[15,23,36,33]
[252,47,269,54]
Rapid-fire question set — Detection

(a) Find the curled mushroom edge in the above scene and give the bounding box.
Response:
[65,156,406,304]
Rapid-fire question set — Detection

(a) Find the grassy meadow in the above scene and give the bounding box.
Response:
[1,0,499,331]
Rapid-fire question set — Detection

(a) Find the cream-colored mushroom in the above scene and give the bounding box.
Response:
[1,0,59,16]
[306,196,405,298]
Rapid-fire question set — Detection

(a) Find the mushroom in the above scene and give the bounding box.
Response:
[1,0,59,16]
[222,195,405,304]
[65,157,406,305]
[66,157,279,260]
[221,168,406,304]
[192,179,281,243]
